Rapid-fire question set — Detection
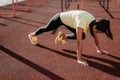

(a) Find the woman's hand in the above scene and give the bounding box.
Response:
[76,50,89,66]
[77,60,89,66]
[97,49,109,54]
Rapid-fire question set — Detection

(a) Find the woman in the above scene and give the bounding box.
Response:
[28,10,113,66]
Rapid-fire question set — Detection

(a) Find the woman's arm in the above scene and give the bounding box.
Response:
[92,29,101,52]
[76,27,88,66]
[93,27,109,54]
[76,27,83,61]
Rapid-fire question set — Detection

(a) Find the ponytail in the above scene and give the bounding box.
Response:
[105,20,113,40]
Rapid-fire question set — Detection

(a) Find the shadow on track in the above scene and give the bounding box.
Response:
[62,49,120,78]
[0,45,65,80]
[33,44,120,78]
[0,23,7,26]
[36,44,76,59]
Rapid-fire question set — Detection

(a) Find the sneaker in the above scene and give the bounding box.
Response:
[28,32,38,45]
[55,31,66,44]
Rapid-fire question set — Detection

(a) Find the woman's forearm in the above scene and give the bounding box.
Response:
[76,27,83,61]
[93,37,101,51]
[77,43,82,61]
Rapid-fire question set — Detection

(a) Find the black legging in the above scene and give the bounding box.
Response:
[34,13,85,40]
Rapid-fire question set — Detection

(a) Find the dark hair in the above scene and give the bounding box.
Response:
[89,19,113,40]
[89,20,96,37]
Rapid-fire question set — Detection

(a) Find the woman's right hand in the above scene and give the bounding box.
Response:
[77,60,89,66]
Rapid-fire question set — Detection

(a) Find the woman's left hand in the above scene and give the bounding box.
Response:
[97,49,109,54]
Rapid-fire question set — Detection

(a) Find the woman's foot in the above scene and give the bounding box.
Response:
[28,32,38,45]
[55,31,67,44]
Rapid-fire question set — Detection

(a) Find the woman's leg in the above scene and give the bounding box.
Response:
[34,13,63,35]
[64,25,77,39]
[55,26,76,44]
[28,13,63,45]
[64,25,85,40]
